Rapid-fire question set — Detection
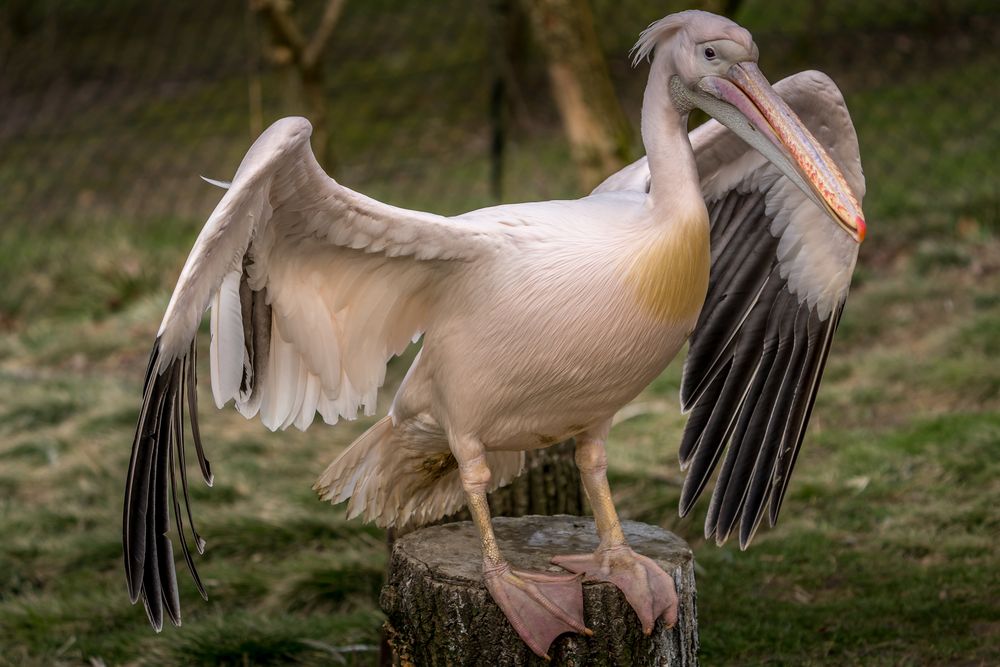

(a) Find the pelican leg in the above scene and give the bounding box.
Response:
[457,443,590,658]
[551,433,679,634]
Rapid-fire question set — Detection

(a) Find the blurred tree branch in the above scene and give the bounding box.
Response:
[519,0,634,192]
[252,0,347,169]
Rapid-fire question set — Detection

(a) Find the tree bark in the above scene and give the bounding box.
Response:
[519,0,633,192]
[491,440,587,518]
[382,515,699,666]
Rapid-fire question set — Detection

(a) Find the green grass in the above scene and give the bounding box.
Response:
[0,357,385,666]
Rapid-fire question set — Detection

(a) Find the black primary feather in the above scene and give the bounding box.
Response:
[123,260,272,628]
[677,272,777,515]
[124,338,212,628]
[679,184,852,548]
[767,305,843,527]
[680,194,774,410]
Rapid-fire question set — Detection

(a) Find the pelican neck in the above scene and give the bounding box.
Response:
[640,59,705,220]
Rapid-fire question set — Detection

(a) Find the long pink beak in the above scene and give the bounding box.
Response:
[701,62,866,243]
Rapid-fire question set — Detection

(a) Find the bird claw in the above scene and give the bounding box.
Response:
[483,560,590,658]
[551,545,678,634]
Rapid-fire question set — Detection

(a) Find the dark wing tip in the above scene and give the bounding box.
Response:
[685,296,843,549]
[124,338,211,630]
[679,184,850,549]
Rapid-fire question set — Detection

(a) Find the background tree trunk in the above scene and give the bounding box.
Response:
[518,0,634,191]
[687,0,744,16]
[253,0,346,169]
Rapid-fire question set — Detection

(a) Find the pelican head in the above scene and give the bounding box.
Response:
[634,11,865,242]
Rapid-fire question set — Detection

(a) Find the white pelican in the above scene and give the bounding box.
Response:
[123,10,865,658]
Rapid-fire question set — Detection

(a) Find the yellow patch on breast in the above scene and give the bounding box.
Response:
[626,211,711,324]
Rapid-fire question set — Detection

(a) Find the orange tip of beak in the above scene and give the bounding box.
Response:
[856,216,867,243]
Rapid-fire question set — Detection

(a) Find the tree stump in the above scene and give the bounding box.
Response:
[484,440,587,519]
[381,515,698,666]
[379,443,586,665]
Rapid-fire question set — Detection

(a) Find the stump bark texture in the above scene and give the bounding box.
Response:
[381,515,698,666]
[487,440,587,518]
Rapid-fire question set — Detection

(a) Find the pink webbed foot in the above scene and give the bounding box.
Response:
[483,560,592,659]
[551,545,678,634]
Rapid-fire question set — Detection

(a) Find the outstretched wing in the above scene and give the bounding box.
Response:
[123,117,514,629]
[596,71,865,549]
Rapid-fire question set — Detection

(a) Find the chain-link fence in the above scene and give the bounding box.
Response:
[2,0,997,231]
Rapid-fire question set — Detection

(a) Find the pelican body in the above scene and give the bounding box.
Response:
[123,11,865,657]
[398,190,704,449]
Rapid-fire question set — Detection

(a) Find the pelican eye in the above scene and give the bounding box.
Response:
[704,47,717,60]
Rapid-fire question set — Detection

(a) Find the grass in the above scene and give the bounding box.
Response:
[0,356,386,666]
[1,2,998,665]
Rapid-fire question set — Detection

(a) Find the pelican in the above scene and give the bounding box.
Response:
[123,11,865,658]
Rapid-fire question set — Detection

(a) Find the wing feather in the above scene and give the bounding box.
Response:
[125,117,514,625]
[209,271,244,409]
[687,71,863,548]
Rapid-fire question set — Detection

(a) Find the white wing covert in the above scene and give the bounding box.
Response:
[595,71,865,550]
[123,117,512,628]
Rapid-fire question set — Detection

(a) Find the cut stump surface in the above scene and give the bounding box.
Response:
[381,515,698,666]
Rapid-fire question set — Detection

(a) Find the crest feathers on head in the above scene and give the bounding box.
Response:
[630,10,749,67]
[630,11,697,67]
